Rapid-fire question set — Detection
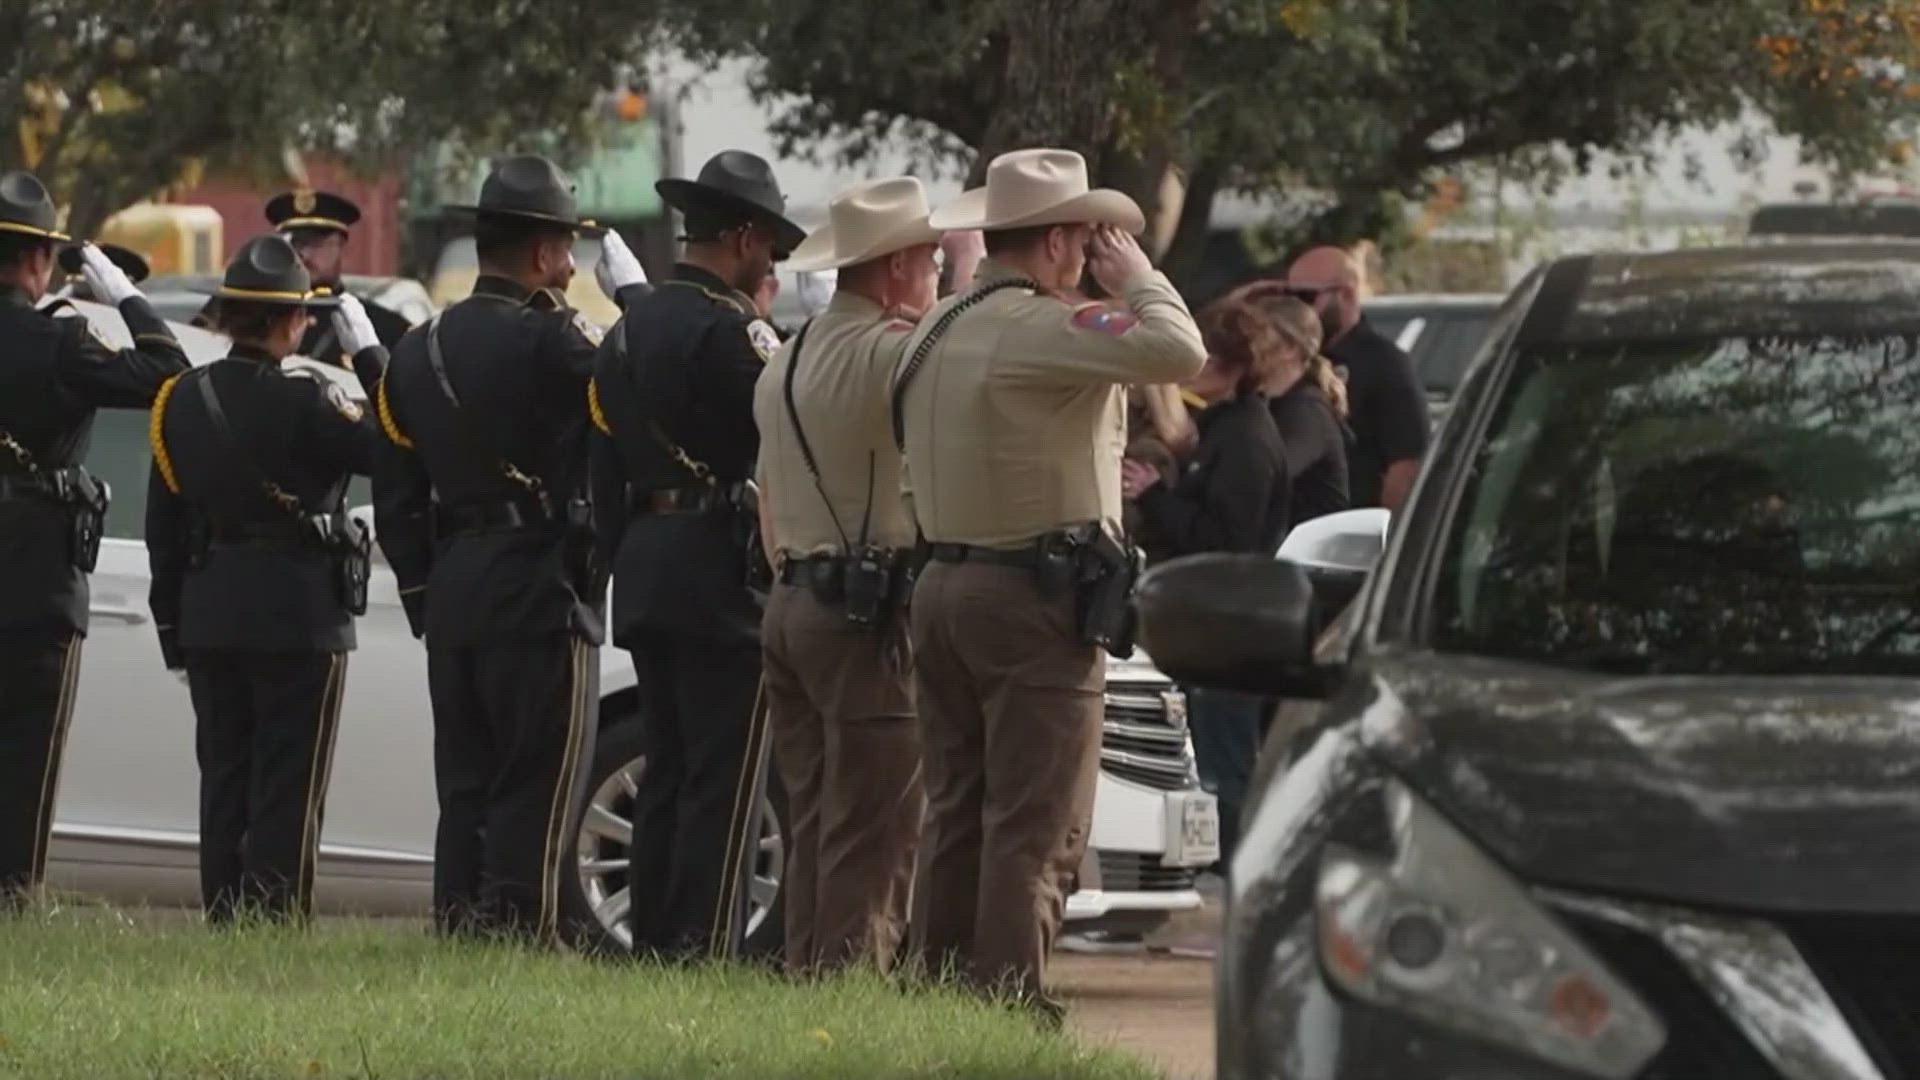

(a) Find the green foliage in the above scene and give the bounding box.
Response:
[631,0,1920,244]
[2,0,646,236]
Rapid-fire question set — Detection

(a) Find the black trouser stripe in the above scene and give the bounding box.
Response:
[28,633,84,885]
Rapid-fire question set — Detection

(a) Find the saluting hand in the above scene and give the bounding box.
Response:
[331,294,379,356]
[1087,226,1153,297]
[595,229,648,299]
[78,242,140,306]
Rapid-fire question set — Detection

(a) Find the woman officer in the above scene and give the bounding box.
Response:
[145,235,386,924]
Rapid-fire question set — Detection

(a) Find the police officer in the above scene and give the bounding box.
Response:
[588,150,802,960]
[374,155,647,941]
[894,149,1206,1013]
[198,190,412,358]
[753,178,943,974]
[146,236,384,924]
[0,170,188,912]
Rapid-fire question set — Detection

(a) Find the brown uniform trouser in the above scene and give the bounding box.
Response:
[762,583,923,974]
[908,560,1104,1004]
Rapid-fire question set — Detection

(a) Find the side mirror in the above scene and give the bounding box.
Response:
[1135,553,1325,698]
[1277,507,1389,615]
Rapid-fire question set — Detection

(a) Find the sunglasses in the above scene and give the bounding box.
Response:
[1286,287,1328,303]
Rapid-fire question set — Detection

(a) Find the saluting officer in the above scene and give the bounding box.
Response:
[197,190,412,358]
[588,150,802,960]
[0,170,187,912]
[894,150,1206,1014]
[147,235,385,924]
[753,178,943,974]
[374,155,647,941]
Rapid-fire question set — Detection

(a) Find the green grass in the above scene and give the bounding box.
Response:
[0,907,1160,1080]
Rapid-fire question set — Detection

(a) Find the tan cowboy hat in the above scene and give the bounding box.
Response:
[929,149,1144,233]
[786,177,943,272]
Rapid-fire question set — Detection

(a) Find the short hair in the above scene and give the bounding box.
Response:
[983,222,1086,258]
[214,298,301,343]
[473,216,571,268]
[0,232,54,271]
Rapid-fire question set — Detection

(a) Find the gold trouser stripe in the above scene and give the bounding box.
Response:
[537,640,592,942]
[709,679,770,959]
[28,633,84,884]
[296,654,347,919]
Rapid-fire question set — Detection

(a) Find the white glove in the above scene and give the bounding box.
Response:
[331,293,379,355]
[596,229,647,299]
[78,243,140,306]
[795,271,835,318]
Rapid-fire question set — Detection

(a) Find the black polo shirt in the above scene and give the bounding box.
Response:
[1325,316,1428,508]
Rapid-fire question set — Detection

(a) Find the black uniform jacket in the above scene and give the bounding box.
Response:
[373,275,632,647]
[0,286,187,635]
[590,264,770,647]
[146,343,383,667]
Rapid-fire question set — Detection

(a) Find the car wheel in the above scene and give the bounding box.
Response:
[559,716,787,958]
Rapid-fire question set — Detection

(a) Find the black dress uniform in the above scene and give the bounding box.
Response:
[0,171,188,910]
[373,156,632,941]
[590,151,805,958]
[195,190,411,355]
[146,236,382,924]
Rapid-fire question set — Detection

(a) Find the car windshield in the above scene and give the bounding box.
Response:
[1431,332,1920,675]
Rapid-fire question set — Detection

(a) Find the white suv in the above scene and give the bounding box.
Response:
[44,301,1216,952]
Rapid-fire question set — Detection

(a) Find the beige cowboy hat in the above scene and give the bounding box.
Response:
[929,148,1145,234]
[786,177,943,272]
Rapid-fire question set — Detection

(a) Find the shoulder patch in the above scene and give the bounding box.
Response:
[571,309,605,347]
[746,319,780,362]
[324,380,364,421]
[1071,303,1140,336]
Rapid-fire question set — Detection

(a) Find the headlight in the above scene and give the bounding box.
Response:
[1314,782,1665,1080]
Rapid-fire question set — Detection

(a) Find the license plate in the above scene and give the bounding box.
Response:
[1163,791,1220,867]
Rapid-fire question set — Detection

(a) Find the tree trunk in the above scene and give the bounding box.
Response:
[1160,155,1224,294]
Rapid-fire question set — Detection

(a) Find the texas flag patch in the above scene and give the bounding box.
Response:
[1071,304,1139,335]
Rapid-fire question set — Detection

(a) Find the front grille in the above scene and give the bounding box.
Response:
[1786,915,1920,1077]
[1100,682,1193,791]
[1556,910,1783,1080]
[1096,851,1196,893]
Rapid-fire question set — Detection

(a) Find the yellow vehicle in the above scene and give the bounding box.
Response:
[96,203,224,276]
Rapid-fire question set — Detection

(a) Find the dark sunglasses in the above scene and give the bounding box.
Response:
[1286,286,1327,302]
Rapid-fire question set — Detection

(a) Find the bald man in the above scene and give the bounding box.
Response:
[1287,246,1427,511]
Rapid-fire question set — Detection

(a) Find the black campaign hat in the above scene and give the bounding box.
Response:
[0,170,70,243]
[209,235,339,308]
[656,151,805,256]
[448,154,602,232]
[58,243,150,284]
[266,189,361,235]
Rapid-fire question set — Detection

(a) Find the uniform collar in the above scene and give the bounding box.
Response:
[668,263,757,316]
[971,257,1040,289]
[473,274,534,303]
[226,343,282,365]
[0,282,36,309]
[825,291,884,319]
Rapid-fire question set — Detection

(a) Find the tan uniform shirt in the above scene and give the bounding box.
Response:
[896,259,1206,548]
[754,291,918,556]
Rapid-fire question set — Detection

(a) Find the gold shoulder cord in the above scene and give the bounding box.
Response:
[376,377,413,449]
[587,378,612,435]
[150,374,183,495]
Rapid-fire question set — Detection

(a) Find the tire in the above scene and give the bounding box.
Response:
[559,714,788,959]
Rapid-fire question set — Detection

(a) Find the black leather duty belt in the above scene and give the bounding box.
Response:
[0,475,57,503]
[925,542,1044,569]
[632,486,730,516]
[435,500,555,537]
[778,554,843,589]
[208,520,320,550]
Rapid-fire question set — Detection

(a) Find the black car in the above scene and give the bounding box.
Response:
[1141,241,1920,1080]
